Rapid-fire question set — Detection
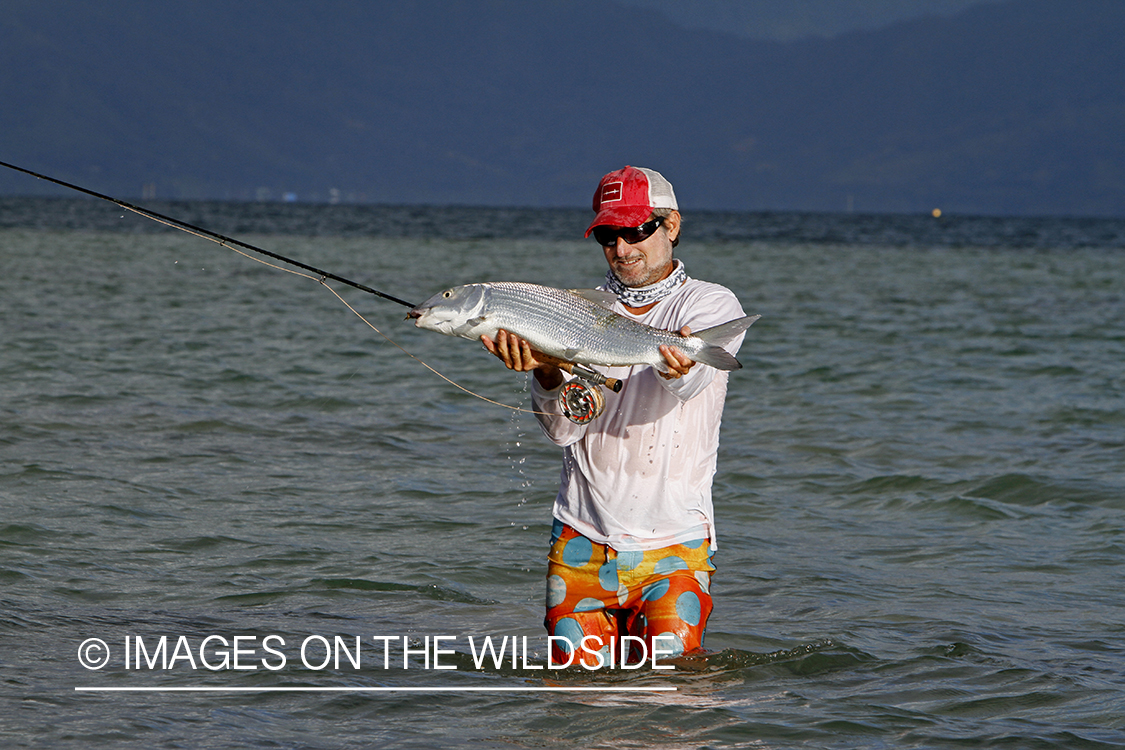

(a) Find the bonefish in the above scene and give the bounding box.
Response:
[408,282,758,373]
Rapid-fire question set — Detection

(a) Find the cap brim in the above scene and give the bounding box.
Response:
[584,204,655,238]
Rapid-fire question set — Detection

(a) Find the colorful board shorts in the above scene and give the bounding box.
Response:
[545,520,715,667]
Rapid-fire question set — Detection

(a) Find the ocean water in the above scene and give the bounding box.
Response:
[1,197,1123,749]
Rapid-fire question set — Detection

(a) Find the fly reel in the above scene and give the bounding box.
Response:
[553,363,621,424]
[559,380,606,424]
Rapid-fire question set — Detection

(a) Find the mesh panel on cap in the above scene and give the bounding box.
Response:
[636,167,678,210]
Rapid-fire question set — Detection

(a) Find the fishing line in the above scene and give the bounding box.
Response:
[1,160,553,417]
[0,160,415,307]
[278,259,555,417]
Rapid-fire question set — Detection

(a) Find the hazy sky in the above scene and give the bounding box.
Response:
[615,0,1006,40]
[4,0,1113,215]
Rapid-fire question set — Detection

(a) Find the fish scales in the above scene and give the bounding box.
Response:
[481,283,653,364]
[409,281,758,372]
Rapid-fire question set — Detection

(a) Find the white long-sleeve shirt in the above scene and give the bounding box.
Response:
[530,277,746,551]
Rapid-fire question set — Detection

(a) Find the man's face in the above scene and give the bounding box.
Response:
[601,212,679,288]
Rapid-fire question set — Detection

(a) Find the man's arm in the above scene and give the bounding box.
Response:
[656,291,747,402]
[482,329,589,446]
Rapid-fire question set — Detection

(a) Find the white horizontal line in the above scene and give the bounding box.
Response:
[75,686,676,693]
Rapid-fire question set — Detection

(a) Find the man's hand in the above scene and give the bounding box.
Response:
[485,326,696,385]
[657,326,697,380]
[482,330,564,389]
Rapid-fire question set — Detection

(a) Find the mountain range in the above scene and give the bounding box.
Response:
[1,0,1122,216]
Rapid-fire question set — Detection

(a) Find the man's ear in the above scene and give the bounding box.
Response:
[665,210,682,244]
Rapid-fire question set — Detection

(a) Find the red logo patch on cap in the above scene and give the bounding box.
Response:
[599,181,623,205]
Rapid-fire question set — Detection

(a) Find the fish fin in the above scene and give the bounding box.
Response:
[695,315,760,347]
[562,347,582,361]
[468,316,487,327]
[690,315,761,371]
[693,346,743,371]
[569,289,618,308]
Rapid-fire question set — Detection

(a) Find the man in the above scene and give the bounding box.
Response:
[482,166,746,665]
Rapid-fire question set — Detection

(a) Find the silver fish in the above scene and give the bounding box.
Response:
[407,282,759,372]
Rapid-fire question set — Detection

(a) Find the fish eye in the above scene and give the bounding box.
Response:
[443,290,452,298]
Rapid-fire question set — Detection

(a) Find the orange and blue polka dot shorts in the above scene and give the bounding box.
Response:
[545,520,715,666]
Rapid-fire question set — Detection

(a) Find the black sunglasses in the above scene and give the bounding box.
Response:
[592,217,664,247]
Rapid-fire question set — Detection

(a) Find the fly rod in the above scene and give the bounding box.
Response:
[0,160,417,308]
[1,160,620,418]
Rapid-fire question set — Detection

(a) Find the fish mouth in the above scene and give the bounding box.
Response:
[406,309,422,320]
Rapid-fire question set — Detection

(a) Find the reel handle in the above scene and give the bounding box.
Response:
[556,362,622,392]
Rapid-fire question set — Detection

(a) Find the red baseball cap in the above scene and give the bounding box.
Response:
[584,166,678,238]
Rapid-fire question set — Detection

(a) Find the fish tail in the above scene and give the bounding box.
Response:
[691,315,761,371]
